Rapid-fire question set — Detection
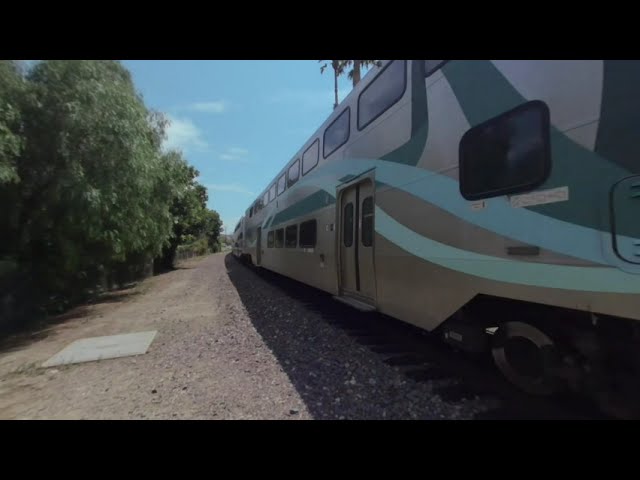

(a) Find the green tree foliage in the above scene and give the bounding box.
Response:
[203,210,223,252]
[0,61,24,185]
[155,151,211,271]
[0,60,222,327]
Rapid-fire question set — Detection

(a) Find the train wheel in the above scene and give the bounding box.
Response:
[491,321,565,396]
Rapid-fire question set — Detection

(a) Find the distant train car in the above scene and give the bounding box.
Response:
[231,217,245,259]
[237,61,640,417]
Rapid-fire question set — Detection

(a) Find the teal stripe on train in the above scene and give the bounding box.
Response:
[270,190,335,228]
[258,157,640,290]
[261,157,640,269]
[375,206,640,294]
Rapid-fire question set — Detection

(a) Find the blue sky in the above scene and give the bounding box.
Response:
[122,60,358,234]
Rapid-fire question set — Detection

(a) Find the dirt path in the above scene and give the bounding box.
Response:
[0,254,310,419]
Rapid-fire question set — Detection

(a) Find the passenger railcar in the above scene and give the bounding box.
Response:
[236,60,640,417]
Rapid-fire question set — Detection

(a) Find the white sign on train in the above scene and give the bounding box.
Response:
[509,186,570,208]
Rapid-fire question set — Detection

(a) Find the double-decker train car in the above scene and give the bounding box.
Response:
[236,60,640,417]
[231,217,245,259]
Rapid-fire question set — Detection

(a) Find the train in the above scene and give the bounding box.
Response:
[232,60,640,418]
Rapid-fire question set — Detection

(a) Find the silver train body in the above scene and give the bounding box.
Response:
[234,60,640,415]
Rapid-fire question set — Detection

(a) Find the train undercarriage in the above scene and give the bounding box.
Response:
[441,295,640,419]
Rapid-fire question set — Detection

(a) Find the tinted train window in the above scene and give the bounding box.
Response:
[299,219,317,248]
[285,225,298,248]
[424,60,448,77]
[324,107,350,158]
[267,231,274,248]
[343,203,354,247]
[361,196,374,247]
[302,139,319,176]
[459,100,551,201]
[269,184,276,202]
[358,60,407,130]
[275,229,284,248]
[277,173,286,196]
[288,159,300,187]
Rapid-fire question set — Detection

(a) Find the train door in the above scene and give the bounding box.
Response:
[256,227,262,265]
[338,178,376,304]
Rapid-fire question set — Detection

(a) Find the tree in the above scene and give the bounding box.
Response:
[343,60,382,87]
[202,210,222,252]
[0,61,24,185]
[319,60,346,109]
[154,149,210,271]
[319,60,382,108]
[0,59,224,329]
[9,60,175,298]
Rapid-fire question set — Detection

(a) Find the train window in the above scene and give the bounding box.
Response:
[288,159,300,187]
[275,228,284,248]
[302,139,319,176]
[263,192,269,207]
[343,203,354,247]
[269,184,276,203]
[285,225,298,248]
[277,173,286,196]
[361,196,374,247]
[424,60,448,77]
[459,100,551,201]
[323,107,350,158]
[267,231,274,248]
[299,219,317,248]
[358,60,407,131]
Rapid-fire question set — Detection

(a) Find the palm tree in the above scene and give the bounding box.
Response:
[319,60,382,109]
[319,60,346,110]
[343,60,382,87]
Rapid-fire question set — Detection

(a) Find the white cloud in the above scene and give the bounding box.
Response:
[207,183,255,196]
[189,101,227,114]
[218,147,249,162]
[228,147,248,156]
[163,115,208,153]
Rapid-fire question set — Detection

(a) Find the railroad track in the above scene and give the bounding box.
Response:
[240,259,608,420]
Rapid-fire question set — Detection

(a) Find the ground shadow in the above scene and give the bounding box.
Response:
[223,254,605,420]
[84,290,142,305]
[0,286,142,353]
[223,253,470,420]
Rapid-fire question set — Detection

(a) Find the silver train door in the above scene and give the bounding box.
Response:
[338,178,376,306]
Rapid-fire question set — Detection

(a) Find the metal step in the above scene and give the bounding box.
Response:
[332,295,376,312]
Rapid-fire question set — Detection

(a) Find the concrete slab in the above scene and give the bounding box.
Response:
[42,331,157,368]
